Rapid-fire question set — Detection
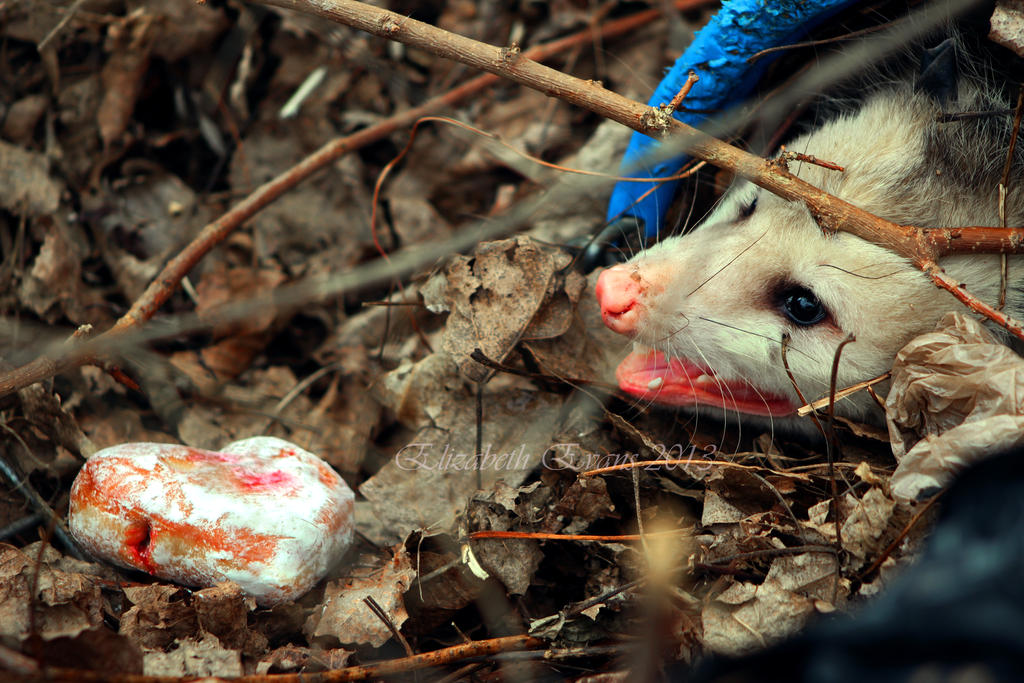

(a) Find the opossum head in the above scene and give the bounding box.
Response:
[596,78,1023,429]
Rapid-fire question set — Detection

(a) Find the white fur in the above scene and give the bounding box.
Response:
[618,86,1023,430]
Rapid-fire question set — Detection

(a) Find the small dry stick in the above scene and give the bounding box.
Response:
[780,332,827,439]
[32,634,547,682]
[775,147,845,172]
[865,383,886,409]
[0,430,83,559]
[470,529,686,541]
[997,85,1024,310]
[746,20,898,64]
[363,596,415,658]
[475,383,484,490]
[700,545,838,566]
[857,491,943,582]
[826,335,856,555]
[469,348,618,392]
[797,371,891,416]
[665,71,700,114]
[580,458,813,481]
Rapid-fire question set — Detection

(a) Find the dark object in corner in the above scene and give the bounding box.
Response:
[689,447,1024,682]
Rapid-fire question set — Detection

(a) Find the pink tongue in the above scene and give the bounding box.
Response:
[615,351,797,417]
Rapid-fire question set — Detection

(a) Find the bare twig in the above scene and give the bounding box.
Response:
[470,529,686,541]
[664,71,700,115]
[775,147,845,172]
[0,513,43,543]
[28,635,547,682]
[36,0,90,51]
[826,335,856,555]
[746,20,898,64]
[797,372,891,416]
[580,458,813,481]
[857,491,943,582]
[780,332,827,439]
[699,544,837,565]
[998,85,1024,309]
[363,596,415,659]
[0,427,83,559]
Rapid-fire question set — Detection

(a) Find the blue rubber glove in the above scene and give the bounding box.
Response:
[605,0,860,241]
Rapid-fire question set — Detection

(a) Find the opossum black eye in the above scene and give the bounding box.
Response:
[780,287,827,326]
[738,195,758,219]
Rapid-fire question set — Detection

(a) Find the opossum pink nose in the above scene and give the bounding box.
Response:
[596,266,646,336]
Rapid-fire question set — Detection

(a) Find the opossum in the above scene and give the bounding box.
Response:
[595,33,1024,429]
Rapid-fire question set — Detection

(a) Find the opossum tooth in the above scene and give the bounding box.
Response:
[648,377,664,390]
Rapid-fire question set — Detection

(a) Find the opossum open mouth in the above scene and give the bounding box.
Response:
[615,350,797,417]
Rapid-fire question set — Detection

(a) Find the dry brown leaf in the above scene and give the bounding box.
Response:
[306,545,415,649]
[0,544,106,642]
[145,0,231,63]
[193,582,266,655]
[78,406,178,451]
[470,537,542,596]
[554,477,619,535]
[196,265,288,339]
[361,357,562,542]
[525,267,629,386]
[387,195,455,245]
[99,11,157,147]
[807,485,899,569]
[701,553,841,656]
[2,94,48,145]
[91,171,211,302]
[0,139,61,216]
[120,585,199,651]
[1,0,100,48]
[0,545,41,640]
[522,268,586,341]
[18,382,96,459]
[701,488,748,526]
[142,632,243,677]
[990,0,1024,57]
[227,129,372,274]
[440,236,562,382]
[20,227,85,323]
[402,549,482,618]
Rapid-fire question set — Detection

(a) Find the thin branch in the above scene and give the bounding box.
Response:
[797,372,891,416]
[997,84,1024,309]
[826,335,857,555]
[363,596,415,659]
[780,332,827,439]
[36,0,90,51]
[31,635,547,682]
[470,530,686,541]
[0,425,83,559]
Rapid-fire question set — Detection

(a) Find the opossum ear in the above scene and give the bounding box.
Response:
[915,37,958,106]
